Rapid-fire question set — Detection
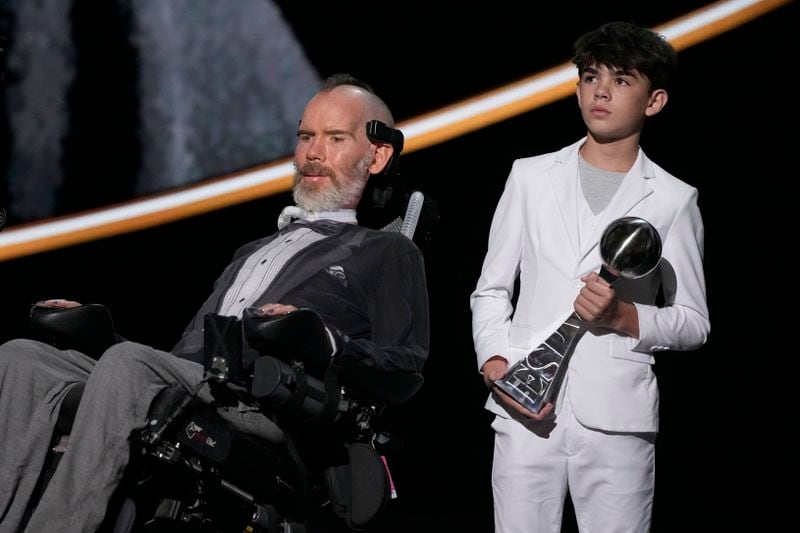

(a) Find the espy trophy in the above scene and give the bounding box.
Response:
[494,216,663,414]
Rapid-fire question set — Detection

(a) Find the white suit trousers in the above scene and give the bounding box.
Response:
[491,388,655,533]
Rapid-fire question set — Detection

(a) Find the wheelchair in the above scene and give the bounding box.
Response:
[27,302,423,533]
[23,153,437,531]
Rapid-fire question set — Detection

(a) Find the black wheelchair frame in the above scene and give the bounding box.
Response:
[24,177,437,532]
[28,305,423,533]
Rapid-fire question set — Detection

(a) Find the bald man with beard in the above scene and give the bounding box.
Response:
[0,74,429,533]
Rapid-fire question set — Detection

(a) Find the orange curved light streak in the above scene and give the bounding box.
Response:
[0,0,791,261]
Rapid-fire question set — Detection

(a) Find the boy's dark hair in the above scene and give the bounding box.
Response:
[320,73,375,94]
[572,21,677,91]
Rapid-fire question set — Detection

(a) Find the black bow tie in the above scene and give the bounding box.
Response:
[278,219,344,236]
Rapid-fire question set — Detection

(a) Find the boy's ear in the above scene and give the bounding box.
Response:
[645,89,668,117]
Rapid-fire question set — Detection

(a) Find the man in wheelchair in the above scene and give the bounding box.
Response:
[0,74,429,533]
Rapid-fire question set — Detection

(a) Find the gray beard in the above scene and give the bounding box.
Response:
[293,180,354,212]
[292,154,371,212]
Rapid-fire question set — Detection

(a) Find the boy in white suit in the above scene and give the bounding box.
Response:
[471,21,710,533]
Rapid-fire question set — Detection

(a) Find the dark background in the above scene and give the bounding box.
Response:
[1,1,796,531]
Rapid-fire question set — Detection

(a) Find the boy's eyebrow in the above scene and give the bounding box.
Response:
[613,67,636,76]
[581,65,640,79]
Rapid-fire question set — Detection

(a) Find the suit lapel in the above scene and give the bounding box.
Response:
[254,225,360,305]
[548,141,583,263]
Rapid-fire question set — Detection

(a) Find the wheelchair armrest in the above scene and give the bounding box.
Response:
[243,308,423,407]
[29,303,118,360]
[336,364,424,407]
[250,355,327,415]
[242,307,332,377]
[251,354,422,412]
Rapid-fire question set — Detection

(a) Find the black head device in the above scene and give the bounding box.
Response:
[366,120,404,176]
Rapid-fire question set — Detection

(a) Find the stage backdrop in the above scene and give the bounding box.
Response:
[0,1,795,531]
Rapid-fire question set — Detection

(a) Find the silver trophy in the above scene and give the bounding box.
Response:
[494,216,663,414]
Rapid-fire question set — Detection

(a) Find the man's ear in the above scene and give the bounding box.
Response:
[368,144,394,175]
[645,89,668,117]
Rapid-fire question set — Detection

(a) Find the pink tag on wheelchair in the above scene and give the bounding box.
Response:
[381,455,397,499]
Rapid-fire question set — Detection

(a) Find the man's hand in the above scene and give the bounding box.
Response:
[35,299,81,309]
[256,303,299,316]
[481,355,554,421]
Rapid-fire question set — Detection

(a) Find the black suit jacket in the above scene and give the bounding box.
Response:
[172,221,429,373]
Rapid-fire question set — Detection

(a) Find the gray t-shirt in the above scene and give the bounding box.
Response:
[579,156,627,215]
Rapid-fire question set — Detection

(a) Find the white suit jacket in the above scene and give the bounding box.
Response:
[471,139,710,433]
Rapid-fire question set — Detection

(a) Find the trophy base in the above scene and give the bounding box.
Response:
[493,378,550,414]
